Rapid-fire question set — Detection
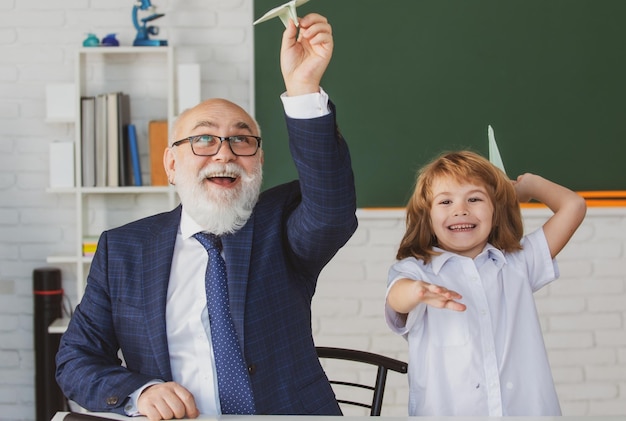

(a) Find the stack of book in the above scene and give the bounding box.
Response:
[80,92,142,187]
[148,120,169,186]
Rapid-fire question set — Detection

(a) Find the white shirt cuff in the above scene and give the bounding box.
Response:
[280,87,330,119]
[124,380,164,416]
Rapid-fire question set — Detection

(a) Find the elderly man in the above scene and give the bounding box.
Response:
[56,12,357,420]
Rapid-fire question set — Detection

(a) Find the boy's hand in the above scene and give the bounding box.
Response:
[413,280,467,312]
[512,172,535,203]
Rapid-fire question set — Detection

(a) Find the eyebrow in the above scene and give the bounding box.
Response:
[467,188,489,195]
[432,188,488,199]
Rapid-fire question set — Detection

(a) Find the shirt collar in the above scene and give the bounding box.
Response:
[480,244,507,269]
[180,207,206,240]
[430,243,507,274]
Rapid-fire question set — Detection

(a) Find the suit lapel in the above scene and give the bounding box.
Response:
[222,216,254,349]
[141,206,181,380]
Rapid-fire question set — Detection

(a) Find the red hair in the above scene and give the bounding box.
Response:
[397,151,523,263]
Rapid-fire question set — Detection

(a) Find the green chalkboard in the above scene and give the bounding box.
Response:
[254,0,626,208]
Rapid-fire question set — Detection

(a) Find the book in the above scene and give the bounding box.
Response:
[94,93,108,187]
[80,96,96,187]
[117,93,132,186]
[149,120,169,186]
[128,124,142,186]
[82,236,99,257]
[106,92,120,187]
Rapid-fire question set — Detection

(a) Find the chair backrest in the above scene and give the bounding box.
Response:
[316,346,408,416]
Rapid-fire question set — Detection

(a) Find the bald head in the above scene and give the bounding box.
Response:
[171,99,261,146]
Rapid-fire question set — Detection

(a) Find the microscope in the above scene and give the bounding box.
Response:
[132,0,168,46]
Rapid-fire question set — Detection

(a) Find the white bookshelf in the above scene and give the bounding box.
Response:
[47,46,178,304]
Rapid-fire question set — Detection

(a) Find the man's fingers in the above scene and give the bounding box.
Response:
[174,386,199,419]
[281,18,298,48]
[138,382,199,420]
[161,396,186,419]
[298,13,328,29]
[142,406,164,421]
[153,401,175,421]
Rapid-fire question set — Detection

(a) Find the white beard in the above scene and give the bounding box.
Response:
[176,162,262,235]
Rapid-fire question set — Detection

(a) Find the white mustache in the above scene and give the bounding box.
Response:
[199,163,246,181]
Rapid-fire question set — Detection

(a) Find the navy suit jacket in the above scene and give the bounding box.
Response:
[56,107,358,415]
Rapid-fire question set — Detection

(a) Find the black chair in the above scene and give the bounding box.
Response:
[316,346,408,416]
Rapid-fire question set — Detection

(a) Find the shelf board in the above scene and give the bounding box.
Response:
[46,186,173,194]
[47,255,93,264]
[82,186,173,194]
[45,117,74,124]
[78,46,170,54]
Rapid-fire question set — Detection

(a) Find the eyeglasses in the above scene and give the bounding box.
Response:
[171,134,262,157]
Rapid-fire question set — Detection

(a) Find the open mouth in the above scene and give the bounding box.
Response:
[448,224,475,232]
[207,171,238,186]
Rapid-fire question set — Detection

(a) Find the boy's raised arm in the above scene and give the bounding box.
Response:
[513,173,587,258]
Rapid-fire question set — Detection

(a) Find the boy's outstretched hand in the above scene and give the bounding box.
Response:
[413,280,467,312]
[388,278,467,314]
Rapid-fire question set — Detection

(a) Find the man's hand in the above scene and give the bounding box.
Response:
[280,13,333,96]
[137,382,199,421]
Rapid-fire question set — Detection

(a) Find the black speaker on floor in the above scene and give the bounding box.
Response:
[33,267,67,421]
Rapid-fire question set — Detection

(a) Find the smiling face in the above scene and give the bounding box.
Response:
[164,98,264,234]
[429,176,495,259]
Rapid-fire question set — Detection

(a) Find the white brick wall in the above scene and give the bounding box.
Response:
[1,1,625,420]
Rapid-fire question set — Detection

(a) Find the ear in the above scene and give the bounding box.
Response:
[163,147,176,184]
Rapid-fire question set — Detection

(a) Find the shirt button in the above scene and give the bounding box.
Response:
[248,364,257,375]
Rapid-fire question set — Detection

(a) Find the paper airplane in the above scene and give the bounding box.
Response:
[253,0,311,27]
[488,125,507,175]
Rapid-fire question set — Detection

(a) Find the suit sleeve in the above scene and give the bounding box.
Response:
[284,101,358,267]
[55,231,161,414]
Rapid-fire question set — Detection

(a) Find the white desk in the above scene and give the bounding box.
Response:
[52,413,626,421]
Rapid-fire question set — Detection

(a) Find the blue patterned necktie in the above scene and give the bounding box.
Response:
[193,232,256,414]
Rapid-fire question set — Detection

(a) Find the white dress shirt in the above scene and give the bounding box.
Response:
[126,89,330,416]
[167,209,221,414]
[386,228,562,416]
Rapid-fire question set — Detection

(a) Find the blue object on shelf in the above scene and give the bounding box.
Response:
[132,0,168,47]
[101,34,120,47]
[127,124,143,186]
[82,33,100,47]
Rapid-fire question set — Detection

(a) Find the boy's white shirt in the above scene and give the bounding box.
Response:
[386,228,561,416]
